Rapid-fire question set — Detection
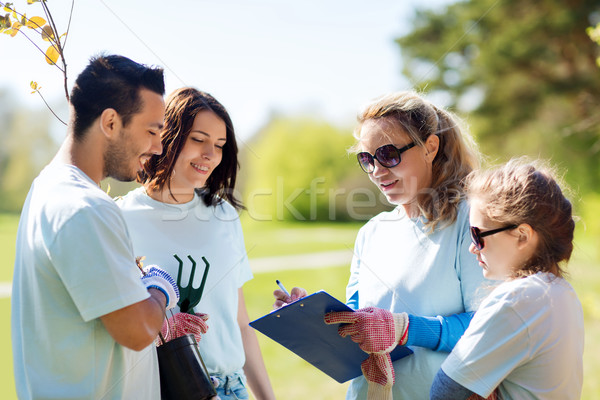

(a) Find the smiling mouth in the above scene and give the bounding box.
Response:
[191,163,209,173]
[380,180,398,190]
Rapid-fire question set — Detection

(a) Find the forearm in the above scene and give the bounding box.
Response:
[430,368,474,400]
[405,312,474,352]
[100,288,166,351]
[240,324,275,399]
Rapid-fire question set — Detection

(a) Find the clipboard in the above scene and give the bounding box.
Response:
[249,291,413,383]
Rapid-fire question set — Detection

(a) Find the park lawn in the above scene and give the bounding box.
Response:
[243,265,352,399]
[0,213,18,282]
[0,215,599,399]
[240,216,363,258]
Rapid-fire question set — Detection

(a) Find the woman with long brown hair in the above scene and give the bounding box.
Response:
[118,87,275,400]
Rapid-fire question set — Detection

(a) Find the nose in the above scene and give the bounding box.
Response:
[202,144,215,160]
[150,134,162,155]
[371,159,388,178]
[469,242,478,255]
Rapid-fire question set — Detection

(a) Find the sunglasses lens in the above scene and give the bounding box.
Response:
[357,153,374,173]
[470,227,484,250]
[375,145,401,168]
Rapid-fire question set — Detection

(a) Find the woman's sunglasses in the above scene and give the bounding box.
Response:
[357,143,416,174]
[470,224,518,250]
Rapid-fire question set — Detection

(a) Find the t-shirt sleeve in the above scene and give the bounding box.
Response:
[232,210,253,288]
[441,294,531,397]
[49,203,149,322]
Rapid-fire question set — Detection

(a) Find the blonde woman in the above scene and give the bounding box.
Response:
[275,91,492,399]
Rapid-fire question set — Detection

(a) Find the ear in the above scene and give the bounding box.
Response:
[424,134,440,162]
[515,223,537,250]
[99,108,121,139]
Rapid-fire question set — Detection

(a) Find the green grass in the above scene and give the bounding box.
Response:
[2,214,600,399]
[240,216,363,258]
[243,265,352,399]
[0,213,18,282]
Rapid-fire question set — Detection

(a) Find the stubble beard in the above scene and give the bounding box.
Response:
[103,129,138,182]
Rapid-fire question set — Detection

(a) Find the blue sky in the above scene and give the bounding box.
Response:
[1,0,452,140]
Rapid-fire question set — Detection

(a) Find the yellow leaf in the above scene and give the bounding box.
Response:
[45,44,59,65]
[30,81,38,90]
[41,24,53,41]
[9,20,21,36]
[27,0,40,4]
[26,15,45,29]
[3,4,13,12]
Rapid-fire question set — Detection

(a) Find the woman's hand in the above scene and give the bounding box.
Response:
[160,312,209,343]
[272,287,308,309]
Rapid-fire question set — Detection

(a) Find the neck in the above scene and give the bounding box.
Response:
[55,132,105,185]
[400,201,421,219]
[145,184,194,204]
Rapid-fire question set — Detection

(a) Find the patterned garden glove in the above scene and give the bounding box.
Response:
[324,307,408,400]
[141,265,180,310]
[161,312,209,343]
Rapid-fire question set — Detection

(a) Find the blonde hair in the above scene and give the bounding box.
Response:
[352,91,480,231]
[466,158,574,279]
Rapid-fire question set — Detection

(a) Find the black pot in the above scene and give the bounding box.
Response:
[156,334,217,400]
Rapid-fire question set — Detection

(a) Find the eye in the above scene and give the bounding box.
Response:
[191,137,204,143]
[148,130,157,136]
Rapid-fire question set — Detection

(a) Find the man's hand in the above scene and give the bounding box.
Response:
[141,265,180,310]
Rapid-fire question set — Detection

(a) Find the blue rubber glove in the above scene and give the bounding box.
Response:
[141,265,180,310]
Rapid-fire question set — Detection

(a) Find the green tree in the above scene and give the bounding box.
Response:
[240,115,390,222]
[0,89,57,212]
[396,0,600,192]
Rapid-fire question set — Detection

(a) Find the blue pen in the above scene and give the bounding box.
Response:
[276,279,291,297]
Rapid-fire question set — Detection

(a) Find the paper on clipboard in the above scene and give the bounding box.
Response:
[249,290,413,383]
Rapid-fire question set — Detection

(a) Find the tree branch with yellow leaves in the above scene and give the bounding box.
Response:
[0,0,74,125]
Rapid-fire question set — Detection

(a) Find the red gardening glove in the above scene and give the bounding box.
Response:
[324,307,408,400]
[160,312,209,343]
[467,390,499,400]
[362,353,395,400]
[324,307,407,353]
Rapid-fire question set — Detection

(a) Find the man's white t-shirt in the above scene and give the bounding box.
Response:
[442,272,584,399]
[12,163,159,400]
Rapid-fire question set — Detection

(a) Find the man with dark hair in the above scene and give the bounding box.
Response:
[12,54,179,399]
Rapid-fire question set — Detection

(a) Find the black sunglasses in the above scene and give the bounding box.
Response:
[470,224,518,250]
[357,143,416,174]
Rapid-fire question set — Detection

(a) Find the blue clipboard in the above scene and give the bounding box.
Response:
[249,291,413,383]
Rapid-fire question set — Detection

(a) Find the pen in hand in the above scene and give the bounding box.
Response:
[276,279,290,297]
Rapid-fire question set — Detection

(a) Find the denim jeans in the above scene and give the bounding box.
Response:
[212,371,248,400]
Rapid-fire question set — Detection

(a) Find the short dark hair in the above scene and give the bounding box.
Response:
[69,54,165,139]
[139,87,243,210]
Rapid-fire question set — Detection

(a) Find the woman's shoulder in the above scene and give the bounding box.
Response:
[487,273,566,304]
[211,197,242,220]
[114,186,145,208]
